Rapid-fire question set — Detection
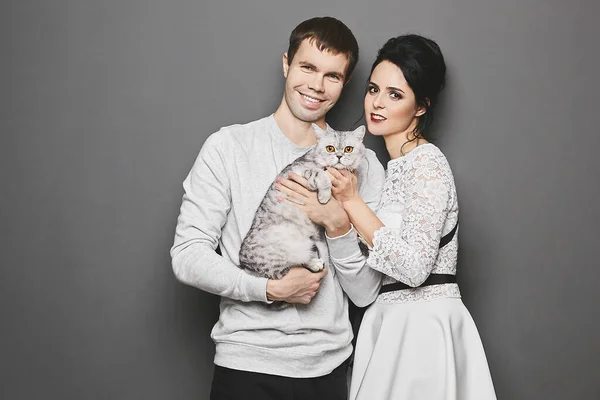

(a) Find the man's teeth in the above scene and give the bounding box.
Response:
[303,94,321,103]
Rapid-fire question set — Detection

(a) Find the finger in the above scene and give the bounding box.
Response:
[286,172,310,189]
[281,196,307,208]
[328,170,349,188]
[339,169,354,178]
[331,186,343,196]
[315,267,328,280]
[327,167,344,180]
[276,182,308,202]
[277,176,311,197]
[327,171,339,186]
[339,169,357,184]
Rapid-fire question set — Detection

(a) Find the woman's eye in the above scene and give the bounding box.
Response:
[344,146,354,153]
[368,86,377,94]
[390,92,402,100]
[326,146,335,153]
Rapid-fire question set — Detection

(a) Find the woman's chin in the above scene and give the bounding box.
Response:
[366,125,386,136]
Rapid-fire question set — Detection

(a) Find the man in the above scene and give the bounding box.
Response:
[171,16,385,399]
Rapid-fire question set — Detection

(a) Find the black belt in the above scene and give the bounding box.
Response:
[378,219,458,295]
[379,273,456,294]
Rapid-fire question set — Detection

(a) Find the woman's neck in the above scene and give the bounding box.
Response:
[384,129,427,159]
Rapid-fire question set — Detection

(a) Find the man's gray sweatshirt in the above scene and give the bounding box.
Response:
[171,115,385,378]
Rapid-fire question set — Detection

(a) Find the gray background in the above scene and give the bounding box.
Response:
[2,0,599,399]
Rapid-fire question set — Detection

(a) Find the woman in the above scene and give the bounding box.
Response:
[327,35,496,399]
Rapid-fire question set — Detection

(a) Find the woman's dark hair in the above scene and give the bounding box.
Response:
[370,34,446,138]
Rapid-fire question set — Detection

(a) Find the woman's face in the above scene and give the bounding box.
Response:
[364,60,425,137]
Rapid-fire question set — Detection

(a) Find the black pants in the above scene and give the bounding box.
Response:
[210,361,348,400]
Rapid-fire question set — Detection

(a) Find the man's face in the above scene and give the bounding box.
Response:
[282,39,349,125]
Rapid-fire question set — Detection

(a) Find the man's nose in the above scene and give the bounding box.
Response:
[309,75,324,92]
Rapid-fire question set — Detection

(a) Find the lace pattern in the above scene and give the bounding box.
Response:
[366,144,460,303]
[377,283,461,304]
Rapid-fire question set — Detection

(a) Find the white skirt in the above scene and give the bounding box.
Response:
[349,297,496,400]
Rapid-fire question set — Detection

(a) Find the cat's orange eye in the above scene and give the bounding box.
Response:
[326,145,336,153]
[344,146,354,153]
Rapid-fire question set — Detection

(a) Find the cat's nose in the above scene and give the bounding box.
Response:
[337,155,343,160]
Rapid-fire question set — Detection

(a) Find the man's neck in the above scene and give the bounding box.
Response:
[273,103,324,147]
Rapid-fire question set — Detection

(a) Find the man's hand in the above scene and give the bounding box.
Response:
[266,267,328,304]
[275,172,351,237]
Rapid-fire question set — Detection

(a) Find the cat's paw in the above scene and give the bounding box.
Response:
[305,171,319,191]
[305,258,324,273]
[317,189,331,204]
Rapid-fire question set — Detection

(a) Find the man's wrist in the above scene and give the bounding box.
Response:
[266,279,280,301]
[325,218,352,238]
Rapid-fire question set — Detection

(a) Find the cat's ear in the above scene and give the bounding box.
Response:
[312,123,327,139]
[350,125,366,141]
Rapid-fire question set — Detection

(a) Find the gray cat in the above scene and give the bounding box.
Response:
[239,124,366,280]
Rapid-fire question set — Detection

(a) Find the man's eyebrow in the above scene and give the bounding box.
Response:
[299,61,345,79]
[327,70,345,79]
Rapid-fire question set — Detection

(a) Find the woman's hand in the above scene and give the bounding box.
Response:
[275,172,351,237]
[328,168,360,203]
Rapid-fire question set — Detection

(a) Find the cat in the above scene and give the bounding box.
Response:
[238,124,366,280]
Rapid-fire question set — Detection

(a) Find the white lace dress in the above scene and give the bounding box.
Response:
[349,144,496,400]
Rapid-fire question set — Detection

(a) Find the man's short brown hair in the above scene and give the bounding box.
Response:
[287,17,359,83]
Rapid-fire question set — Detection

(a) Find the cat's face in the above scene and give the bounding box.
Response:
[312,125,366,170]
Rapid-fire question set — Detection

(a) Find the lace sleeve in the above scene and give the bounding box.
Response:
[366,150,452,286]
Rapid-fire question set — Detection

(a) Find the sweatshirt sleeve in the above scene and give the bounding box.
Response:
[170,132,269,302]
[326,150,386,307]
